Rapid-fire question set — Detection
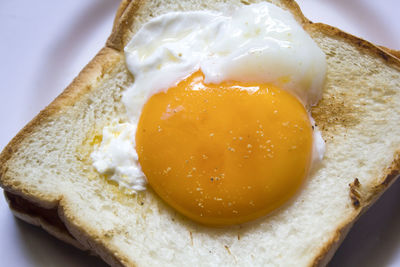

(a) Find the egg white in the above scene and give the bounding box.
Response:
[91,2,326,193]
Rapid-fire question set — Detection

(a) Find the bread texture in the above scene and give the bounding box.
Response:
[1,0,400,266]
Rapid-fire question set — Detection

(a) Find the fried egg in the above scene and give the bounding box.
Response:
[91,2,326,226]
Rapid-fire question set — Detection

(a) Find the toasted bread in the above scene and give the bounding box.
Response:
[1,0,400,266]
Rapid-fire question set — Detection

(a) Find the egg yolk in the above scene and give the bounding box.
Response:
[136,71,313,226]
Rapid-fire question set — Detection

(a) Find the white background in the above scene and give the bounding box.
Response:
[0,0,399,266]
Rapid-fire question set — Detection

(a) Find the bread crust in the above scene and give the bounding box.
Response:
[4,191,86,250]
[107,0,140,51]
[308,23,400,69]
[379,47,400,60]
[1,1,400,266]
[0,46,130,266]
[0,46,123,207]
[303,22,400,266]
[312,155,400,266]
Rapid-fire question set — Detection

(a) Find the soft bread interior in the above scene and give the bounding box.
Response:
[1,0,400,266]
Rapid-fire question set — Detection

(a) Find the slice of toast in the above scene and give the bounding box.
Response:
[1,0,400,266]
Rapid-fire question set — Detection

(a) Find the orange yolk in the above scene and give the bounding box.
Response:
[136,71,313,226]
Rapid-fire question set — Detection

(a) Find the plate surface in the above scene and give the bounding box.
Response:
[0,0,399,266]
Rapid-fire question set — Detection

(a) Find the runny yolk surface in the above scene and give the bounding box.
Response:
[136,71,313,226]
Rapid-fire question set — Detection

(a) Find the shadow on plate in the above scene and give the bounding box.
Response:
[330,176,400,266]
[15,217,108,267]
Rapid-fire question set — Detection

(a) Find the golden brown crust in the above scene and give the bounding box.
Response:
[5,191,129,266]
[5,192,69,236]
[0,0,130,182]
[311,124,400,265]
[4,190,132,266]
[0,1,132,265]
[279,0,311,24]
[305,23,400,69]
[312,220,356,267]
[304,22,400,266]
[313,160,400,266]
[379,47,400,60]
[0,46,122,204]
[4,191,86,250]
[112,0,133,33]
[107,0,144,51]
[57,199,128,267]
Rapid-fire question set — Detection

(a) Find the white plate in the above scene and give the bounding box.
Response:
[0,0,399,266]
